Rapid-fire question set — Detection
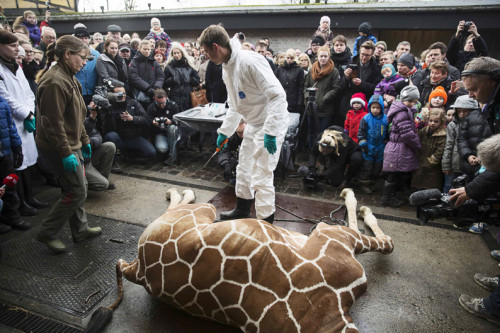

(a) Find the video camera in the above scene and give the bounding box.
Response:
[298,166,319,190]
[92,78,126,111]
[410,175,500,227]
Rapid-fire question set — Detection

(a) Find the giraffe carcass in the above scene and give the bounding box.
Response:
[94,188,394,333]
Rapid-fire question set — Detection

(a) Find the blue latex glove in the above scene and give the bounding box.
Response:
[264,134,277,155]
[62,154,79,172]
[216,133,228,150]
[23,117,36,133]
[82,144,92,159]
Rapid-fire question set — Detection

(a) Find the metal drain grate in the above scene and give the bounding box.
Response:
[0,303,82,333]
[0,214,144,317]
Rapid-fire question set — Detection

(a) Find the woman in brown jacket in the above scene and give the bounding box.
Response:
[303,45,341,147]
[35,35,102,254]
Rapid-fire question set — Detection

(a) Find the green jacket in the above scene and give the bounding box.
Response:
[36,61,90,157]
[303,67,341,118]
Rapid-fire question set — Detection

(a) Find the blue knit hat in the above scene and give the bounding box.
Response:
[382,64,397,79]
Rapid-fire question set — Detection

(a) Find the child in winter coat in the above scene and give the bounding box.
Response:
[147,18,172,56]
[415,86,447,130]
[344,92,368,143]
[381,85,421,207]
[21,11,40,47]
[411,108,447,190]
[374,64,404,109]
[441,95,482,233]
[357,94,388,194]
[352,22,377,59]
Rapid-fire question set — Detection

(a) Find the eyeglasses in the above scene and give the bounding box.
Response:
[76,54,95,61]
[120,49,130,53]
[25,51,34,55]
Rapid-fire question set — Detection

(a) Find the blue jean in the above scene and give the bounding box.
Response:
[154,125,179,159]
[443,172,461,194]
[104,131,156,158]
[483,276,500,316]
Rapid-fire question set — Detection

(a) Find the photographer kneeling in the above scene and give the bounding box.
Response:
[448,56,500,325]
[303,125,362,189]
[85,102,116,190]
[452,134,500,326]
[102,82,156,161]
[145,89,180,165]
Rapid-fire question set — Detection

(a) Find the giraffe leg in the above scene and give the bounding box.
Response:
[340,188,358,231]
[180,189,195,205]
[166,188,182,211]
[358,206,385,237]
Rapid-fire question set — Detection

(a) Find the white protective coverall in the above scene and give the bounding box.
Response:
[218,38,289,219]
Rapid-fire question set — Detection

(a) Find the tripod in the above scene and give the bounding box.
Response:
[297,88,321,151]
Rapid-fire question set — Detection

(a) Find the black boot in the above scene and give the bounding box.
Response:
[23,168,49,209]
[16,171,38,216]
[263,213,274,224]
[220,198,253,220]
[380,181,403,207]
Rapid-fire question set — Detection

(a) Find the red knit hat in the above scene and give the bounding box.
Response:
[350,92,367,111]
[429,86,448,105]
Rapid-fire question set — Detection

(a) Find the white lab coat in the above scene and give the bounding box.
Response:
[0,62,38,170]
[219,38,289,219]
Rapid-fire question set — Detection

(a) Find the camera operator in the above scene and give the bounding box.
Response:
[84,102,116,190]
[306,125,362,189]
[449,57,500,325]
[102,82,156,160]
[446,21,489,73]
[452,57,500,204]
[145,89,179,165]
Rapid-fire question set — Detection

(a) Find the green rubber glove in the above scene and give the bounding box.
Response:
[23,117,36,133]
[216,133,228,150]
[264,134,277,155]
[82,144,92,159]
[62,154,79,172]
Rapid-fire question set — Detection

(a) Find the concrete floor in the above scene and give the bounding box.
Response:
[1,159,500,332]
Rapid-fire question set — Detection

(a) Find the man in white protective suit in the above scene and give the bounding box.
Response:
[199,24,289,223]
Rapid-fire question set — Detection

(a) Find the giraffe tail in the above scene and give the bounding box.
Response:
[83,259,129,333]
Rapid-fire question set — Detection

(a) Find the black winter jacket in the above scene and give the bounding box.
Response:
[457,109,493,174]
[446,34,489,72]
[164,58,200,111]
[416,76,457,107]
[275,62,305,113]
[205,61,227,103]
[308,125,360,179]
[331,47,352,78]
[341,56,382,101]
[145,98,180,134]
[83,116,102,150]
[102,98,150,141]
[129,52,164,94]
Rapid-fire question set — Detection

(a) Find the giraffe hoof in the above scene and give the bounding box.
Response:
[358,206,371,219]
[340,188,354,199]
[166,188,178,201]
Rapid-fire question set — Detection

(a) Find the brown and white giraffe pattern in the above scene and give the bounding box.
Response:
[118,189,394,333]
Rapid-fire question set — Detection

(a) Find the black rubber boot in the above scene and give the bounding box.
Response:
[23,168,49,209]
[380,181,403,207]
[263,213,274,224]
[220,198,253,220]
[16,171,38,216]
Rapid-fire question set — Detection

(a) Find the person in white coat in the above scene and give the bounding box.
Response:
[199,25,289,223]
[0,31,47,218]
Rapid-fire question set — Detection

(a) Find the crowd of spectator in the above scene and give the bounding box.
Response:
[0,10,498,244]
